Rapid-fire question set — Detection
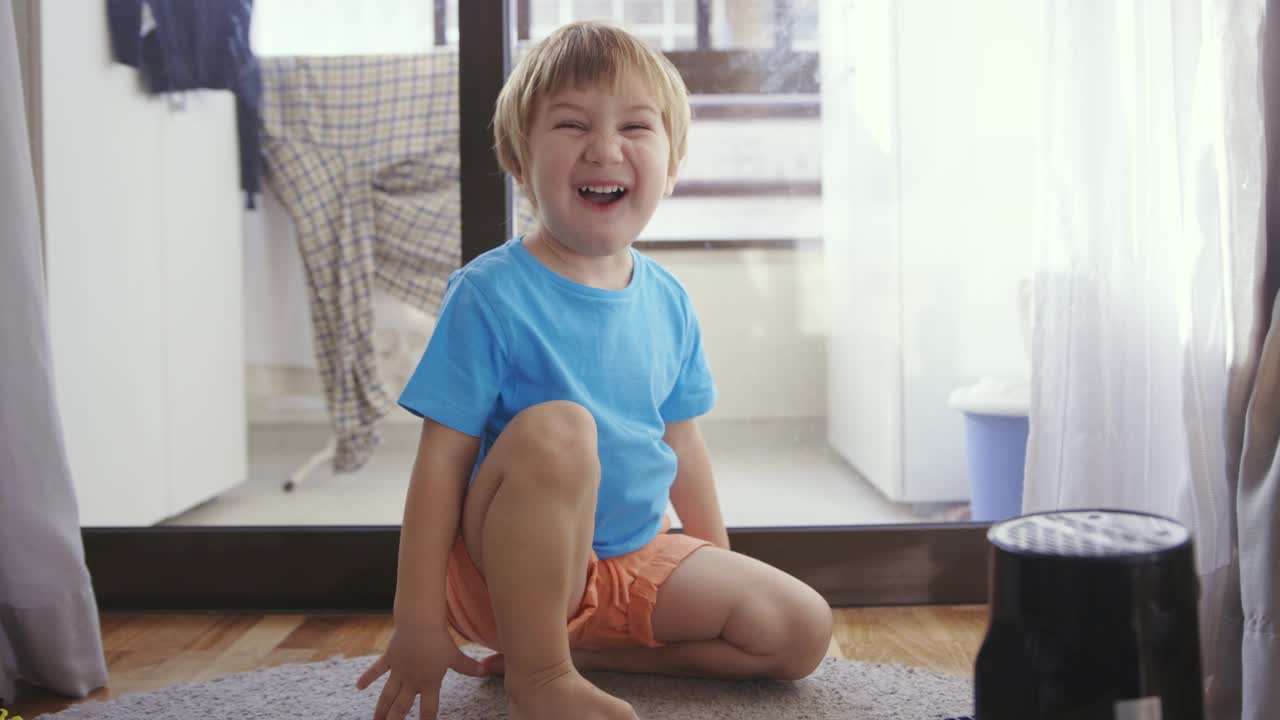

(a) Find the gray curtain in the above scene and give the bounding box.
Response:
[1226,290,1280,719]
[0,2,108,705]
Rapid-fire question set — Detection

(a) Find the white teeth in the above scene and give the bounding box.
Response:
[578,185,625,194]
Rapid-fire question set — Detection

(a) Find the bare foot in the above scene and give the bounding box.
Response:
[505,660,638,720]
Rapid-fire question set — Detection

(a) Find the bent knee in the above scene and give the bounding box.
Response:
[507,401,597,453]
[504,401,600,484]
[770,587,833,681]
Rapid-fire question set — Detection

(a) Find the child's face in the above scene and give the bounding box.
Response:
[522,73,678,257]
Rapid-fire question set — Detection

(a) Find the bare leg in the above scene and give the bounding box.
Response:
[575,547,833,681]
[481,547,833,682]
[461,401,637,720]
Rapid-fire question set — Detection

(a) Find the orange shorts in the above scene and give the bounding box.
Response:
[444,518,711,651]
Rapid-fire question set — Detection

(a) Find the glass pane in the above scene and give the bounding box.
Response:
[790,0,820,50]
[250,0,436,55]
[239,2,464,526]
[706,0,821,50]
[710,0,773,49]
[528,0,697,51]
[54,0,1042,529]
[672,32,698,50]
[41,1,464,526]
[675,1,697,24]
[624,1,664,24]
[509,4,961,529]
[531,0,563,26]
[576,0,616,20]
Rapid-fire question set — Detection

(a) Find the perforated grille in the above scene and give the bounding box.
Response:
[989,511,1189,557]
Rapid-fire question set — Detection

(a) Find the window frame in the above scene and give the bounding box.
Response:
[81,0,994,613]
[84,524,990,611]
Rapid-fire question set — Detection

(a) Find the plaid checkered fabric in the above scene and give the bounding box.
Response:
[259,51,534,472]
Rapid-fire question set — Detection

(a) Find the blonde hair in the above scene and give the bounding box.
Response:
[493,21,690,204]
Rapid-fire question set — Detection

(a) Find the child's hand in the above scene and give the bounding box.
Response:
[355,624,490,720]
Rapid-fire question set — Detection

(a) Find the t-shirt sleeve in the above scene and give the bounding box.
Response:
[660,297,717,423]
[398,274,508,437]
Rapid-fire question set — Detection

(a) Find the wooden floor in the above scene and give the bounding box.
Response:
[9,606,988,717]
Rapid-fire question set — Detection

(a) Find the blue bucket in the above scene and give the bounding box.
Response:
[962,413,1028,522]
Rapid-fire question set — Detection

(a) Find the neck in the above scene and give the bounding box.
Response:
[524,228,633,290]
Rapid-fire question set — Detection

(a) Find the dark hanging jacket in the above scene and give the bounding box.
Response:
[106,0,263,208]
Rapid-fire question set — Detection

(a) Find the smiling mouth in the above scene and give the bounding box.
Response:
[577,185,628,206]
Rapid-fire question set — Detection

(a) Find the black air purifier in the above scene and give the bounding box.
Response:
[974,510,1204,719]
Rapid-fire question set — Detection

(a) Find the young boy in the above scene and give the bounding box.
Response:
[356,21,833,720]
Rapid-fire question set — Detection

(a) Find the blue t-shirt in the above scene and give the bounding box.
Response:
[398,237,717,558]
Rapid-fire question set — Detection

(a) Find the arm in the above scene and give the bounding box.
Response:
[664,418,730,550]
[393,418,481,630]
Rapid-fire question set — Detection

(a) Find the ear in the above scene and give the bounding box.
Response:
[510,170,532,202]
[663,152,684,198]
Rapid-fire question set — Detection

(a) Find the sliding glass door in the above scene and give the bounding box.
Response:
[68,0,995,611]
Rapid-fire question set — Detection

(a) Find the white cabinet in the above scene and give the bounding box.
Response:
[821,0,1038,503]
[33,2,247,526]
[822,0,905,500]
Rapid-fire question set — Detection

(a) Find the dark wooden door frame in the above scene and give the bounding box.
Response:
[83,524,992,612]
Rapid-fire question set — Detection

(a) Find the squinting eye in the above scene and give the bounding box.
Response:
[556,122,585,130]
[623,124,651,131]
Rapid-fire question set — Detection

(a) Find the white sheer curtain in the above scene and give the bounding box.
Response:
[1025,1,1269,717]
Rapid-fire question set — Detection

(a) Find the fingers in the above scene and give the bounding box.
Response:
[356,655,389,690]
[389,681,428,720]
[372,676,401,720]
[371,674,443,720]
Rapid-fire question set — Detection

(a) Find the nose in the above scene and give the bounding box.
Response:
[582,131,623,166]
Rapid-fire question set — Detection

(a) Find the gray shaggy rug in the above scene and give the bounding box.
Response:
[41,654,973,719]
